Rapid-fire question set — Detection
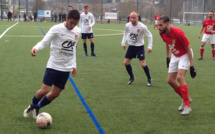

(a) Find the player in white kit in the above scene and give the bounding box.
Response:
[79,5,97,56]
[121,11,153,86]
[23,10,81,119]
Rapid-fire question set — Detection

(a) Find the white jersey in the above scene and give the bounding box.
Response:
[121,22,153,49]
[33,23,81,72]
[79,12,95,33]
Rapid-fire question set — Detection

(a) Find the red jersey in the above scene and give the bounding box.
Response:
[159,27,190,57]
[203,18,215,34]
[154,15,159,21]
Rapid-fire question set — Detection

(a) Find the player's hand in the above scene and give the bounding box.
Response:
[211,31,215,34]
[122,46,126,50]
[71,68,77,77]
[198,35,201,39]
[147,48,152,54]
[88,26,91,30]
[166,57,170,68]
[31,48,37,56]
[190,66,196,78]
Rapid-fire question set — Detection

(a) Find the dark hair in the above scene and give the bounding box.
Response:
[209,11,214,14]
[68,5,73,8]
[158,15,170,23]
[68,10,80,20]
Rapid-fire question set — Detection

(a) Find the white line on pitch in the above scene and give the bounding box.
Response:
[0,22,19,39]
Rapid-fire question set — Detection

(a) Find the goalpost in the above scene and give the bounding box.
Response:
[182,12,208,25]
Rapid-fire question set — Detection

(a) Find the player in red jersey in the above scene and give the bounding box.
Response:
[158,16,196,115]
[198,11,215,60]
[154,12,159,29]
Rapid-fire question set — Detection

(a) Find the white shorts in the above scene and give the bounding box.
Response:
[155,20,158,25]
[168,50,193,73]
[202,34,215,44]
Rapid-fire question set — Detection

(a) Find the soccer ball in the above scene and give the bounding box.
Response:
[36,112,52,129]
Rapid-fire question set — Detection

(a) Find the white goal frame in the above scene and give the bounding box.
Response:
[182,12,208,25]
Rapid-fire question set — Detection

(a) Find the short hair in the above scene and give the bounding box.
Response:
[68,10,80,20]
[68,5,73,8]
[158,15,170,23]
[84,5,89,8]
[209,11,214,14]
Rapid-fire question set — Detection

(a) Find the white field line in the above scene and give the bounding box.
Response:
[0,22,19,39]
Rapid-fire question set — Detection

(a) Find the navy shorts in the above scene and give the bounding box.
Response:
[43,68,70,89]
[125,46,145,60]
[82,33,94,39]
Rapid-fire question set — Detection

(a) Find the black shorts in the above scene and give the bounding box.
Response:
[125,45,145,60]
[82,33,94,39]
[43,68,70,89]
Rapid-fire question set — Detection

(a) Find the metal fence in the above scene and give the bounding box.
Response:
[0,0,215,25]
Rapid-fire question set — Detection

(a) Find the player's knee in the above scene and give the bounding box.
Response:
[124,61,129,66]
[176,76,184,83]
[167,78,174,85]
[37,88,50,97]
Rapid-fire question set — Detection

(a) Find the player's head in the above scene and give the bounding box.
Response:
[68,5,73,12]
[84,5,89,14]
[208,11,214,19]
[158,15,170,34]
[66,10,80,30]
[130,11,138,25]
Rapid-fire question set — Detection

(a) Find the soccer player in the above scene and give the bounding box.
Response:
[198,11,215,60]
[154,12,159,29]
[23,10,81,119]
[79,5,97,56]
[121,11,152,86]
[158,16,196,115]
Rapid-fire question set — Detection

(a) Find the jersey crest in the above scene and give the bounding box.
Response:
[88,16,91,19]
[172,39,176,44]
[137,29,141,34]
[75,35,78,40]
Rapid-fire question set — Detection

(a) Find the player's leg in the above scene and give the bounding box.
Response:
[177,55,192,115]
[199,34,208,60]
[89,33,97,56]
[124,58,134,85]
[139,60,152,86]
[82,33,88,56]
[23,84,51,118]
[212,44,215,60]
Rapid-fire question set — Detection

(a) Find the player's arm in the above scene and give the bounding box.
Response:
[89,14,95,30]
[31,26,56,56]
[71,45,77,77]
[121,25,128,50]
[79,15,82,30]
[185,45,196,78]
[166,44,171,68]
[198,22,205,38]
[143,26,153,53]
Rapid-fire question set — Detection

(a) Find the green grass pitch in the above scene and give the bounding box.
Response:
[0,21,215,134]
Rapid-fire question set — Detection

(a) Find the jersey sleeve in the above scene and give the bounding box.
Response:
[90,13,95,27]
[33,26,56,51]
[121,24,128,46]
[203,20,206,27]
[177,30,190,47]
[143,25,153,49]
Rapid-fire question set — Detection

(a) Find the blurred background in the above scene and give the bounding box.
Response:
[0,0,214,25]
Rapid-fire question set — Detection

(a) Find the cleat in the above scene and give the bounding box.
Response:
[178,97,192,111]
[198,57,203,60]
[147,79,152,87]
[127,78,134,85]
[181,106,192,115]
[83,53,88,56]
[32,108,39,119]
[23,105,35,118]
[91,53,97,56]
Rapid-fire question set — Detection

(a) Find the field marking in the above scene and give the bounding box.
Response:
[0,22,19,39]
[36,23,105,134]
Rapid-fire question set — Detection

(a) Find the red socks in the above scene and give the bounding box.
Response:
[200,47,204,57]
[180,85,190,107]
[212,49,215,58]
[174,86,183,98]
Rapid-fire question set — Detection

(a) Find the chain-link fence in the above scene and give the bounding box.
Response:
[0,0,215,25]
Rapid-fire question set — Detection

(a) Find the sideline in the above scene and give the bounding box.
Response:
[0,22,19,39]
[36,23,105,134]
